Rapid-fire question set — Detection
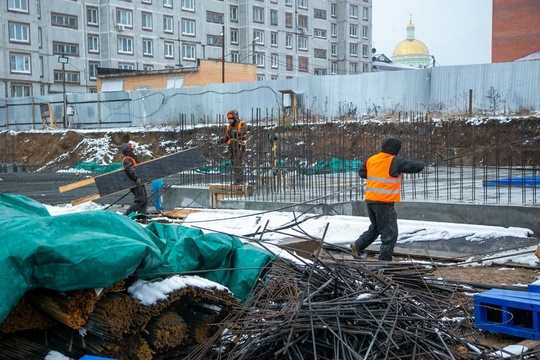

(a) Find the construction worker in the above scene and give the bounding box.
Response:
[351,137,424,261]
[121,143,148,215]
[224,109,248,185]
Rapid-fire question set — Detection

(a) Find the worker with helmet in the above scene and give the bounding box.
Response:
[223,109,248,185]
[121,142,148,215]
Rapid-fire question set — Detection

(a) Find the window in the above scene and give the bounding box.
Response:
[9,22,30,43]
[117,36,133,54]
[142,13,152,30]
[286,55,293,70]
[207,35,223,46]
[363,7,369,20]
[350,63,358,74]
[257,74,265,81]
[164,42,174,57]
[256,52,264,67]
[331,62,337,75]
[253,7,264,23]
[285,0,292,5]
[183,44,195,60]
[53,42,79,56]
[230,52,239,63]
[285,13,292,28]
[315,69,327,75]
[86,6,98,26]
[314,29,326,39]
[362,44,369,58]
[362,26,369,39]
[254,30,264,45]
[362,63,369,73]
[271,53,278,68]
[143,64,154,71]
[270,10,278,26]
[230,28,238,44]
[143,39,153,56]
[11,83,32,97]
[142,0,151,3]
[182,19,195,35]
[298,0,307,9]
[350,5,358,18]
[119,63,135,70]
[286,34,293,49]
[331,4,336,17]
[350,43,358,56]
[230,6,238,22]
[182,0,194,10]
[331,43,337,56]
[350,24,358,38]
[314,49,326,59]
[271,75,278,80]
[88,35,99,53]
[298,56,308,72]
[207,12,224,24]
[163,0,172,8]
[298,15,308,30]
[331,23,337,37]
[54,70,80,84]
[314,9,326,20]
[89,61,99,79]
[52,13,78,29]
[116,9,133,27]
[298,36,308,50]
[10,53,31,73]
[163,16,173,33]
[8,0,28,13]
[270,32,278,46]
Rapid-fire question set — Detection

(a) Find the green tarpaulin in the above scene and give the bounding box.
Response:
[0,193,274,324]
[71,161,123,173]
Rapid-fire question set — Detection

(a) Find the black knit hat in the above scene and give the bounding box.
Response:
[381,137,402,155]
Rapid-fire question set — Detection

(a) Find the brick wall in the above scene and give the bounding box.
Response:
[492,0,540,62]
[97,60,256,92]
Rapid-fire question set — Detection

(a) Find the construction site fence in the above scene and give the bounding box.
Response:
[2,61,540,131]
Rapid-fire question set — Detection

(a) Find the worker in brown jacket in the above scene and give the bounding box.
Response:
[351,137,424,261]
[121,143,148,215]
[223,109,248,185]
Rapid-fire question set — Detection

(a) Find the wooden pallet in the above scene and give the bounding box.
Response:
[59,147,203,205]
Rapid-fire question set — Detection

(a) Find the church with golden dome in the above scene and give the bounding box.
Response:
[391,19,433,68]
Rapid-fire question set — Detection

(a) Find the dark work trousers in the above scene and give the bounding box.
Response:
[125,185,148,215]
[229,142,246,184]
[354,202,398,261]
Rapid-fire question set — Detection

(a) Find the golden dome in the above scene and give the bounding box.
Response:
[392,39,430,56]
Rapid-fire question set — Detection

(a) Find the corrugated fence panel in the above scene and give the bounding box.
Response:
[1,62,539,130]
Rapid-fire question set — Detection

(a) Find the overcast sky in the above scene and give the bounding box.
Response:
[372,0,492,66]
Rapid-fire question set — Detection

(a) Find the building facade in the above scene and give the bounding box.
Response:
[0,0,372,98]
[492,0,540,63]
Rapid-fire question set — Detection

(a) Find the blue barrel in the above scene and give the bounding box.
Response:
[151,179,164,210]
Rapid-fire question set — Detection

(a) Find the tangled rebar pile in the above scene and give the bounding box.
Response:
[186,252,511,360]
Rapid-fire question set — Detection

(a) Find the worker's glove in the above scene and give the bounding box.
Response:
[136,178,143,187]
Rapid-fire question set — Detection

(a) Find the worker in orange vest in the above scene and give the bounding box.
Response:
[223,109,248,185]
[121,143,148,215]
[351,137,424,261]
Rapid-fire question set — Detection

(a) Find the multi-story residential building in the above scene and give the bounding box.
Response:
[0,0,372,98]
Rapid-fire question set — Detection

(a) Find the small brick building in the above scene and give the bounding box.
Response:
[96,59,256,92]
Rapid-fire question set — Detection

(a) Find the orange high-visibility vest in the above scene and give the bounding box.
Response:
[226,120,246,145]
[365,152,402,202]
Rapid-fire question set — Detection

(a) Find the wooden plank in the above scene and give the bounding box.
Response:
[58,177,96,193]
[66,147,204,206]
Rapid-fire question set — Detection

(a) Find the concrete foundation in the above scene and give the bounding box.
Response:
[161,186,540,236]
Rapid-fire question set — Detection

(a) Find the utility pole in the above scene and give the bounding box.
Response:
[221,25,225,83]
[58,55,69,128]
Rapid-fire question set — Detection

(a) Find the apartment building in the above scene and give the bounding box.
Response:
[0,0,372,98]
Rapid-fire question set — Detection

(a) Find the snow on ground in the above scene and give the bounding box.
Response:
[46,203,538,267]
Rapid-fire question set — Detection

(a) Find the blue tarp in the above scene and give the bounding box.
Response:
[0,193,275,324]
[483,176,540,187]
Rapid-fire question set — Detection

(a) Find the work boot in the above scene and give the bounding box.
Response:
[350,243,369,259]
